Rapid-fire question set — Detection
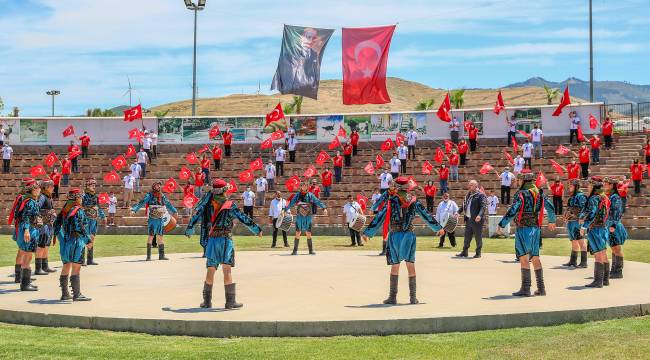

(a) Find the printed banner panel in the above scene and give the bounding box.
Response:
[20,118,47,142]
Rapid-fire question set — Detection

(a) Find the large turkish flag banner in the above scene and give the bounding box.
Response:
[342,25,396,105]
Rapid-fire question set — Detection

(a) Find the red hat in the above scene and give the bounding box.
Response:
[69,188,82,194]
[394,176,410,185]
[212,178,227,188]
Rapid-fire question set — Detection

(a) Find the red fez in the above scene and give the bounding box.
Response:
[212,178,227,188]
[69,188,82,194]
[395,176,410,185]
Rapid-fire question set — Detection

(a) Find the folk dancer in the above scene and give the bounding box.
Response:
[35,180,58,275]
[10,179,41,291]
[131,181,178,261]
[81,178,105,265]
[562,180,589,268]
[185,179,262,309]
[579,176,611,288]
[284,182,328,255]
[362,177,445,304]
[497,169,556,297]
[604,177,627,279]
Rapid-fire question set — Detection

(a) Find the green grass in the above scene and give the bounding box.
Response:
[0,316,648,359]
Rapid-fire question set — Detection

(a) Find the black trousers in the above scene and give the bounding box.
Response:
[451,131,459,144]
[348,226,361,245]
[352,145,358,156]
[400,159,407,173]
[289,151,296,162]
[2,159,9,173]
[524,157,532,169]
[426,196,434,212]
[213,159,220,170]
[272,219,287,246]
[275,161,284,176]
[501,185,511,205]
[439,231,456,247]
[225,145,231,156]
[344,155,352,166]
[569,129,578,144]
[460,154,466,166]
[243,206,253,218]
[391,172,398,179]
[408,145,416,159]
[581,163,589,178]
[152,145,157,159]
[553,195,563,215]
[53,185,59,199]
[463,220,483,255]
[634,180,641,194]
[507,131,516,146]
[144,149,153,164]
[81,146,89,158]
[469,139,477,152]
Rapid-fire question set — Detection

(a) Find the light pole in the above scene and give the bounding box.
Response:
[589,0,594,102]
[184,0,206,117]
[46,90,60,117]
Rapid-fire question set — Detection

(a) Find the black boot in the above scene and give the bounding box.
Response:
[283,237,289,247]
[534,269,546,296]
[307,238,315,255]
[409,276,418,304]
[151,236,158,248]
[610,255,624,279]
[158,244,169,260]
[14,264,21,283]
[43,258,57,273]
[146,244,152,261]
[562,251,578,267]
[379,241,387,256]
[578,251,588,268]
[34,259,47,275]
[512,268,532,297]
[71,274,91,301]
[456,248,469,257]
[383,274,398,304]
[603,262,610,286]
[200,282,212,308]
[20,268,38,291]
[59,275,72,301]
[224,283,243,309]
[585,263,603,288]
[271,237,277,248]
[291,238,299,255]
[86,248,98,265]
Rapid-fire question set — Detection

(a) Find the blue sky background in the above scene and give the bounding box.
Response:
[0,0,648,116]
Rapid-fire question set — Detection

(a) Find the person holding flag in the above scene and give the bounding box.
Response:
[406,128,418,159]
[467,124,479,152]
[562,179,589,268]
[68,140,79,173]
[589,134,602,165]
[604,177,627,280]
[79,131,91,159]
[423,180,437,213]
[342,141,353,166]
[434,164,450,196]
[397,142,408,174]
[569,111,582,144]
[81,179,105,266]
[507,116,517,147]
[450,117,461,144]
[601,117,614,150]
[350,129,360,155]
[283,182,328,255]
[332,151,344,183]
[211,144,223,170]
[572,145,591,179]
[131,181,178,261]
[321,167,333,199]
[275,147,286,177]
[630,159,645,195]
[265,160,276,190]
[448,149,460,182]
[549,177,564,216]
[223,128,233,157]
[579,176,612,288]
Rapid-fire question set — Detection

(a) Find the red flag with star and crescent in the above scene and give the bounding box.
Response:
[123,104,142,122]
[265,103,285,127]
[30,165,47,178]
[179,166,192,180]
[44,152,59,167]
[125,144,137,158]
[536,171,548,188]
[163,178,179,193]
[270,129,284,141]
[249,158,263,171]
[422,161,433,175]
[226,180,239,194]
[479,162,494,175]
[183,193,199,209]
[111,155,127,171]
[209,125,221,139]
[303,166,317,178]
[444,140,454,154]
[315,151,331,165]
[261,137,273,150]
[128,128,144,143]
[556,144,571,156]
[550,160,565,176]
[552,86,571,116]
[285,176,301,192]
[493,90,505,115]
[342,25,396,105]
[364,162,375,175]
[239,169,254,183]
[185,152,198,164]
[198,145,210,154]
[329,136,341,150]
[503,150,514,165]
[338,126,347,137]
[381,138,394,152]
[375,154,385,168]
[589,114,598,129]
[434,147,444,164]
[356,194,368,213]
[437,93,452,122]
[103,170,120,184]
[62,125,75,138]
[98,193,110,205]
[395,132,405,147]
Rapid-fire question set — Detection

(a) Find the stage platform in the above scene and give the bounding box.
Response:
[1,251,649,337]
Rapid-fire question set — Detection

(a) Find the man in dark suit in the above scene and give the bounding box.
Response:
[457,180,487,258]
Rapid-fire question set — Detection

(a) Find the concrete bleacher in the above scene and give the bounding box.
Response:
[1,134,647,238]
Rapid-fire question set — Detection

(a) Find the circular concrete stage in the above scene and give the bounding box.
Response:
[1,251,649,337]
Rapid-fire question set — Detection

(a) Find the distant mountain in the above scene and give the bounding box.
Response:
[505,77,650,104]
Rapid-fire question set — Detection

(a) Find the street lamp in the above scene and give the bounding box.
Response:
[46,90,60,117]
[184,0,207,117]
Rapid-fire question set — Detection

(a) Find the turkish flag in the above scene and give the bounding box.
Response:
[183,193,199,209]
[239,169,254,183]
[364,162,375,175]
[444,140,454,154]
[395,132,405,147]
[422,160,434,175]
[123,104,143,122]
[493,90,505,115]
[208,125,221,139]
[62,125,75,138]
[98,193,110,205]
[226,180,239,194]
[303,166,317,178]
[550,159,565,175]
[356,194,368,212]
[128,128,144,143]
[437,93,452,122]
[381,138,394,152]
[185,152,198,164]
[179,166,192,180]
[68,150,82,160]
[342,25,396,105]
[261,137,273,150]
[517,130,531,139]
[589,114,598,129]
[463,120,474,132]
[577,126,585,142]
[536,171,548,188]
[271,129,285,141]
[406,176,418,191]
[503,150,514,165]
[30,165,46,178]
[285,176,301,192]
[44,152,59,167]
[198,145,210,154]
[556,145,571,156]
[375,154,385,168]
[249,158,263,171]
[163,178,179,193]
[103,170,120,184]
[315,151,331,165]
[512,136,519,153]
[338,126,347,137]
[111,155,127,171]
[434,147,444,164]
[265,103,285,127]
[479,162,493,175]
[552,86,571,116]
[125,144,137,158]
[328,136,341,150]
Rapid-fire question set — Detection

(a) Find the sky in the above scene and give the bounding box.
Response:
[0,0,648,116]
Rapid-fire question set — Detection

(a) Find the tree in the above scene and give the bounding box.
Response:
[415,99,435,111]
[283,96,303,115]
[0,96,4,114]
[543,85,560,105]
[154,110,170,118]
[450,89,465,109]
[86,108,116,117]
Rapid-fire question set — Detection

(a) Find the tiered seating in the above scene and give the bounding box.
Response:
[1,134,647,237]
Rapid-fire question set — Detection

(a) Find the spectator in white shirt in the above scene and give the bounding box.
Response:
[389,154,401,178]
[130,161,142,192]
[406,128,418,159]
[287,135,298,162]
[487,190,499,215]
[513,155,525,174]
[379,170,393,193]
[136,149,148,178]
[449,117,460,144]
[498,167,516,205]
[107,192,118,226]
[122,174,136,207]
[371,190,382,214]
[486,189,508,238]
[435,192,459,247]
[507,116,517,147]
[142,133,153,164]
[397,144,408,174]
[275,147,286,177]
[150,131,158,159]
[531,124,543,159]
[242,187,256,218]
[265,160,276,190]
[255,176,268,206]
[268,191,289,247]
[342,195,363,246]
[285,124,296,150]
[569,111,581,144]
[2,142,13,173]
[522,138,533,169]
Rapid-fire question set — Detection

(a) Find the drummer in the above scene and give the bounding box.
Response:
[131,181,178,261]
[435,192,459,248]
[283,182,328,255]
[343,195,363,247]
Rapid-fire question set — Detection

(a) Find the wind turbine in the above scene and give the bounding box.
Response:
[123,76,135,107]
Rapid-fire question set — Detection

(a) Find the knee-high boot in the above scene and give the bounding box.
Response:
[585,263,604,288]
[14,264,22,283]
[562,251,578,267]
[307,238,315,255]
[200,282,212,308]
[146,244,152,261]
[225,283,243,309]
[611,255,624,279]
[158,244,168,260]
[409,276,418,304]
[512,268,532,297]
[43,257,57,273]
[534,269,546,296]
[291,238,299,255]
[86,248,98,265]
[578,251,588,268]
[59,275,72,301]
[71,274,91,301]
[383,274,398,304]
[20,268,38,291]
[34,258,47,275]
[603,262,610,286]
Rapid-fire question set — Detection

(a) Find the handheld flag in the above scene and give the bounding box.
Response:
[98,193,110,205]
[209,125,221,139]
[226,180,239,194]
[270,129,285,141]
[183,193,199,208]
[185,152,198,164]
[356,194,368,213]
[125,144,137,158]
[434,147,444,164]
[44,152,59,167]
[123,104,143,122]
[552,86,571,116]
[375,154,385,168]
[179,166,192,180]
[437,93,451,122]
[111,155,127,171]
[30,165,46,178]
[328,136,341,150]
[62,125,75,138]
[265,103,285,127]
[422,161,434,175]
[103,170,120,184]
[589,114,598,129]
[380,138,394,152]
[238,169,254,183]
[536,171,548,187]
[315,151,331,165]
[493,90,505,115]
[303,166,316,178]
[555,144,571,156]
[364,162,375,175]
[261,137,273,150]
[338,126,347,137]
[249,158,263,171]
[285,176,301,192]
[549,160,565,176]
[163,178,179,193]
[479,162,493,175]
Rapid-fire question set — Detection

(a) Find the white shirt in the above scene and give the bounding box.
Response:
[343,201,362,224]
[2,145,13,159]
[570,116,581,130]
[522,143,533,158]
[450,118,460,132]
[142,137,152,150]
[435,199,459,223]
[397,145,408,159]
[108,195,117,213]
[487,195,499,215]
[123,175,135,189]
[390,158,401,172]
[242,191,256,206]
[371,193,381,205]
[380,173,393,189]
[407,130,417,145]
[255,178,268,192]
[514,157,525,173]
[130,163,141,178]
[150,133,158,146]
[508,120,517,132]
[288,137,298,151]
[531,129,543,142]
[265,164,276,179]
[275,148,286,161]
[136,151,148,164]
[268,198,286,218]
[500,171,515,186]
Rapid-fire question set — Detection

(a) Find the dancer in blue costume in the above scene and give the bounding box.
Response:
[131,181,178,261]
[603,177,627,279]
[498,169,556,297]
[81,178,105,265]
[562,179,589,268]
[185,179,262,309]
[283,182,328,255]
[579,176,611,288]
[362,177,444,305]
[34,179,58,275]
[54,188,92,301]
[10,178,41,291]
